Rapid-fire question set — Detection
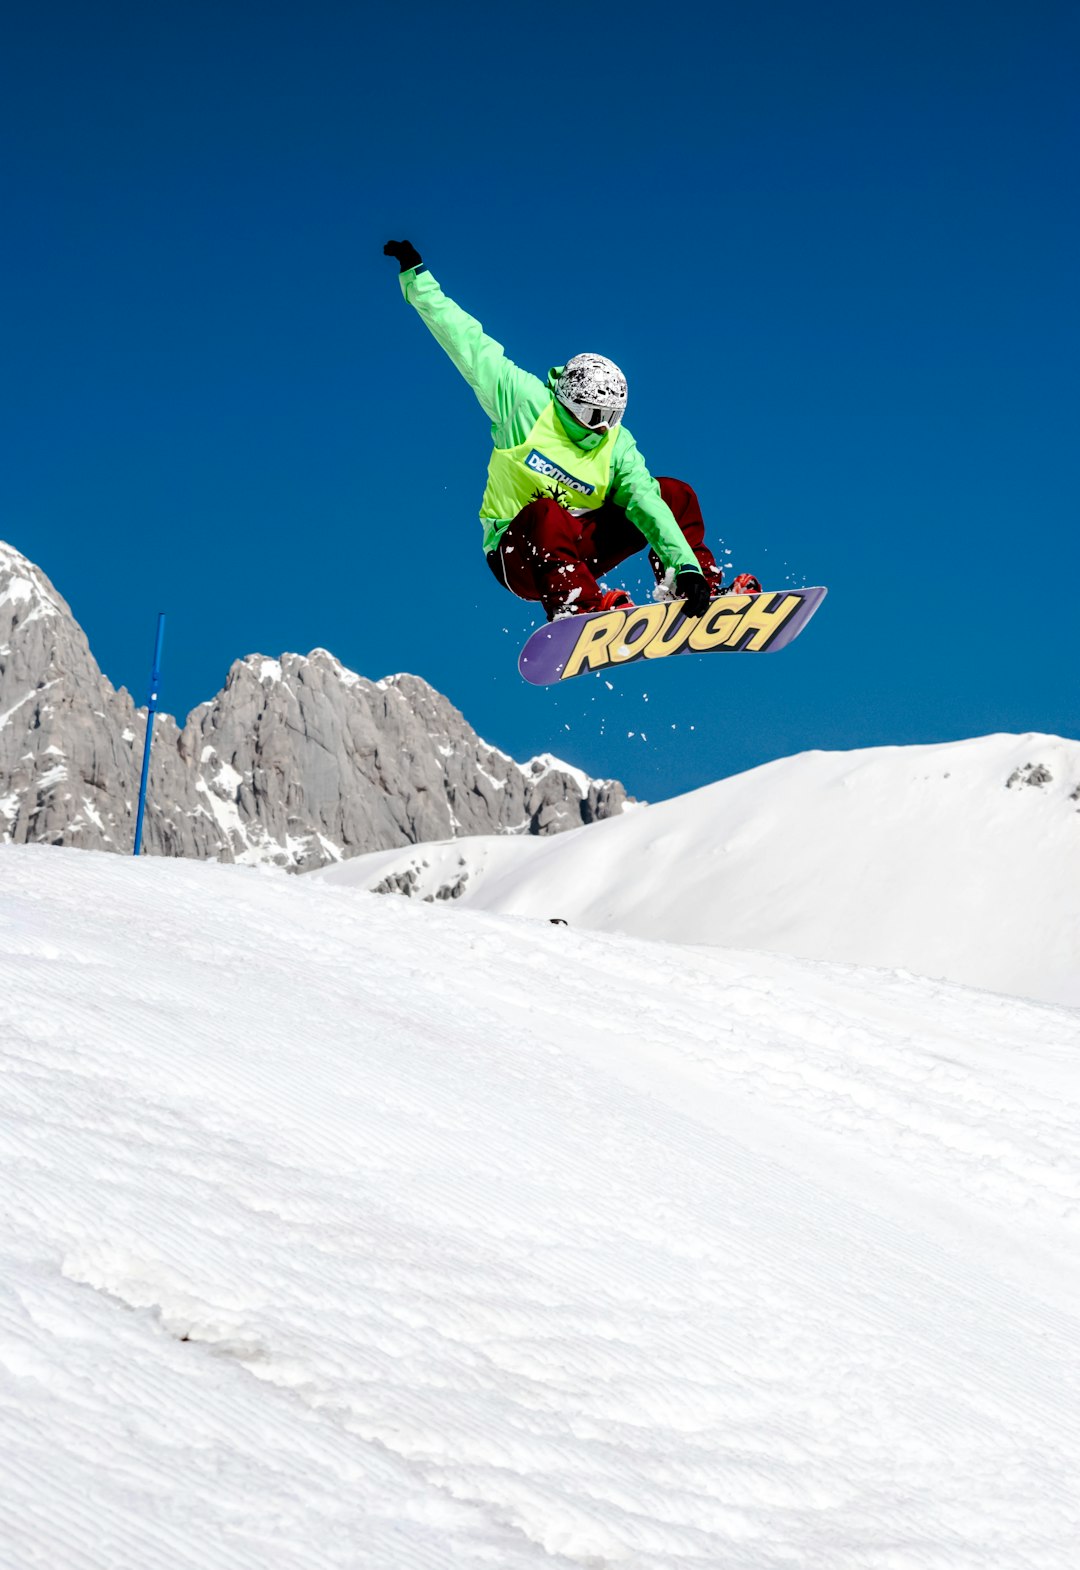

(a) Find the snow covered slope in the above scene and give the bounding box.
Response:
[318,732,1080,1007]
[2,843,1079,1567]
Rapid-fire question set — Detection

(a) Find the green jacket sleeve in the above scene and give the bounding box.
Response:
[399,267,547,444]
[609,430,701,576]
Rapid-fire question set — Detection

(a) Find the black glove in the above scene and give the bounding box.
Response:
[675,569,711,618]
[383,239,423,273]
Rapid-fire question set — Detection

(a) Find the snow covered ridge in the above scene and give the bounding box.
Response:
[0,540,64,623]
[0,541,628,868]
[320,731,1080,1008]
[2,844,1079,1568]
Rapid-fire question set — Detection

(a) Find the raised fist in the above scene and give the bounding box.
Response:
[383,239,423,273]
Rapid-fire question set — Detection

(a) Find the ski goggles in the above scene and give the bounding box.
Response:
[558,394,625,434]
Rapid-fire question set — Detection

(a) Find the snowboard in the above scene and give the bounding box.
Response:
[518,586,827,686]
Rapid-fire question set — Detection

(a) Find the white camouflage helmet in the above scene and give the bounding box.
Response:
[555,353,628,433]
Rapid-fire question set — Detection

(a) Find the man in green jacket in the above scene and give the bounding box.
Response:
[383,239,759,621]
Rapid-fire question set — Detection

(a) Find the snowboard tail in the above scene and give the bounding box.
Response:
[518,587,827,686]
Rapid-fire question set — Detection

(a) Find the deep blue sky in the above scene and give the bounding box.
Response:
[3,2,1077,802]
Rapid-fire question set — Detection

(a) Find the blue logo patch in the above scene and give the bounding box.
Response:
[524,449,595,496]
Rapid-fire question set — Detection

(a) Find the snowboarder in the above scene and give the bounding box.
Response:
[383,239,760,621]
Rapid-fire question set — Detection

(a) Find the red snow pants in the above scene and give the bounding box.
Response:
[485,477,722,620]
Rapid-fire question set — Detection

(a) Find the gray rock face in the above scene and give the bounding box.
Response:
[1006,762,1054,790]
[0,541,630,869]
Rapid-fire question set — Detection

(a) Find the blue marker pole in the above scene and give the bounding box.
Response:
[133,612,166,857]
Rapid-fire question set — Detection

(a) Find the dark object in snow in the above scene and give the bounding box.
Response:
[1006,763,1053,790]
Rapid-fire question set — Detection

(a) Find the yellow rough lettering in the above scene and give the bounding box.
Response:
[721,592,801,650]
[560,610,626,680]
[607,604,667,663]
[688,595,750,651]
[642,600,695,659]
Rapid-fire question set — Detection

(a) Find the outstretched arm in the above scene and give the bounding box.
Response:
[384,240,544,434]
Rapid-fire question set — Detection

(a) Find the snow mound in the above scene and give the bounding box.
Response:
[2,843,1079,1567]
[319,732,1080,1007]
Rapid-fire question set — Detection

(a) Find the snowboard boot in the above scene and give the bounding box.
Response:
[711,571,762,597]
[553,587,634,620]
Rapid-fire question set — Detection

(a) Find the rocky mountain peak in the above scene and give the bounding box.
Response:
[0,542,630,868]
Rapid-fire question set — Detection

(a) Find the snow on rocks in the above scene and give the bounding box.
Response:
[1,843,1079,1568]
[0,543,629,867]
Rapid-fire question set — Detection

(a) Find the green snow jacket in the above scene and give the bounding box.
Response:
[398,267,700,574]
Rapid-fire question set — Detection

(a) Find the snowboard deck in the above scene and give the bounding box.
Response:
[518,586,827,686]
